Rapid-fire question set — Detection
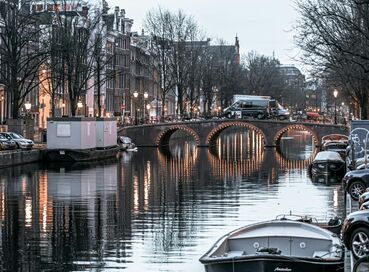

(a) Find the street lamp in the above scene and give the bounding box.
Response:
[333,89,338,124]
[77,100,83,116]
[146,103,151,123]
[25,101,31,113]
[24,101,32,140]
[143,92,148,123]
[133,91,138,125]
[62,102,65,116]
[0,95,4,124]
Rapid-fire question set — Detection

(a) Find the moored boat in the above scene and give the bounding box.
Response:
[321,134,349,158]
[200,219,344,272]
[309,151,345,177]
[118,136,137,151]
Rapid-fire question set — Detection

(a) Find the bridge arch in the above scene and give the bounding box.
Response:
[156,125,201,146]
[274,124,319,147]
[206,121,267,146]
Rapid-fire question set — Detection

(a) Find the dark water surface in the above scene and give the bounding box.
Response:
[0,130,345,271]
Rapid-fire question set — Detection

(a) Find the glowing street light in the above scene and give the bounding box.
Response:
[333,89,338,124]
[0,95,4,124]
[25,101,31,111]
[77,101,83,116]
[133,91,139,125]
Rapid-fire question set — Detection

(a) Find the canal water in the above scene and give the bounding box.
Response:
[0,129,345,272]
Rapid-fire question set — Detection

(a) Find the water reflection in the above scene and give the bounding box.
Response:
[0,129,345,271]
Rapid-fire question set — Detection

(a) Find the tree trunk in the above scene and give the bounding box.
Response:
[11,88,19,119]
[51,91,55,117]
[161,93,166,121]
[97,67,101,117]
[177,83,184,116]
[361,103,369,120]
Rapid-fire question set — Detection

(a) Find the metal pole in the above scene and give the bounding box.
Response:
[334,98,337,124]
[0,96,3,124]
[365,132,369,169]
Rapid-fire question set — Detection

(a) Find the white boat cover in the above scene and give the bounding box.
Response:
[321,134,349,143]
[119,136,132,144]
[313,151,344,162]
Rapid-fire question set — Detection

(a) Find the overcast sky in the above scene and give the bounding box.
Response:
[110,0,301,66]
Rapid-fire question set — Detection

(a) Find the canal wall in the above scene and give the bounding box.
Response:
[0,149,45,168]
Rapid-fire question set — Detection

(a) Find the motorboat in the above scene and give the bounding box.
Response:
[118,136,137,151]
[309,151,345,177]
[321,134,349,158]
[310,174,342,185]
[274,213,343,236]
[321,134,349,145]
[200,219,344,272]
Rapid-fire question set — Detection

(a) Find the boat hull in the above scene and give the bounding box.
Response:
[202,256,344,272]
[46,147,120,162]
[310,161,345,177]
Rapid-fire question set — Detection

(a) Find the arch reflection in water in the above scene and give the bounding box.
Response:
[207,128,265,182]
[278,130,317,160]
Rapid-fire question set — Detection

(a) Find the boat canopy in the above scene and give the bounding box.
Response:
[119,136,132,144]
[322,134,349,143]
[314,151,344,162]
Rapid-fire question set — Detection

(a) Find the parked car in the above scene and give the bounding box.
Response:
[359,201,369,210]
[354,155,369,169]
[0,132,34,149]
[342,169,369,201]
[355,163,369,170]
[0,134,17,150]
[341,210,369,259]
[358,191,369,207]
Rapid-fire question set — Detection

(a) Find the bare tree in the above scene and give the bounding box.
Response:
[48,1,105,116]
[146,7,201,117]
[295,0,369,118]
[146,8,175,119]
[0,0,48,119]
[241,52,284,96]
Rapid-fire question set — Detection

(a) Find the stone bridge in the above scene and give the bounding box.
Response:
[118,119,349,147]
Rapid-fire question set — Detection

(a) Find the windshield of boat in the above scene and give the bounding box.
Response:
[324,143,347,150]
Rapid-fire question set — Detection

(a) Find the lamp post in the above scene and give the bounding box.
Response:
[0,94,4,124]
[25,101,31,114]
[146,103,151,123]
[62,102,65,117]
[133,90,138,125]
[333,89,338,124]
[24,101,32,139]
[144,92,148,123]
[77,101,83,116]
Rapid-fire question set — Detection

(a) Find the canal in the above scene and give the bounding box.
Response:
[0,129,345,271]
